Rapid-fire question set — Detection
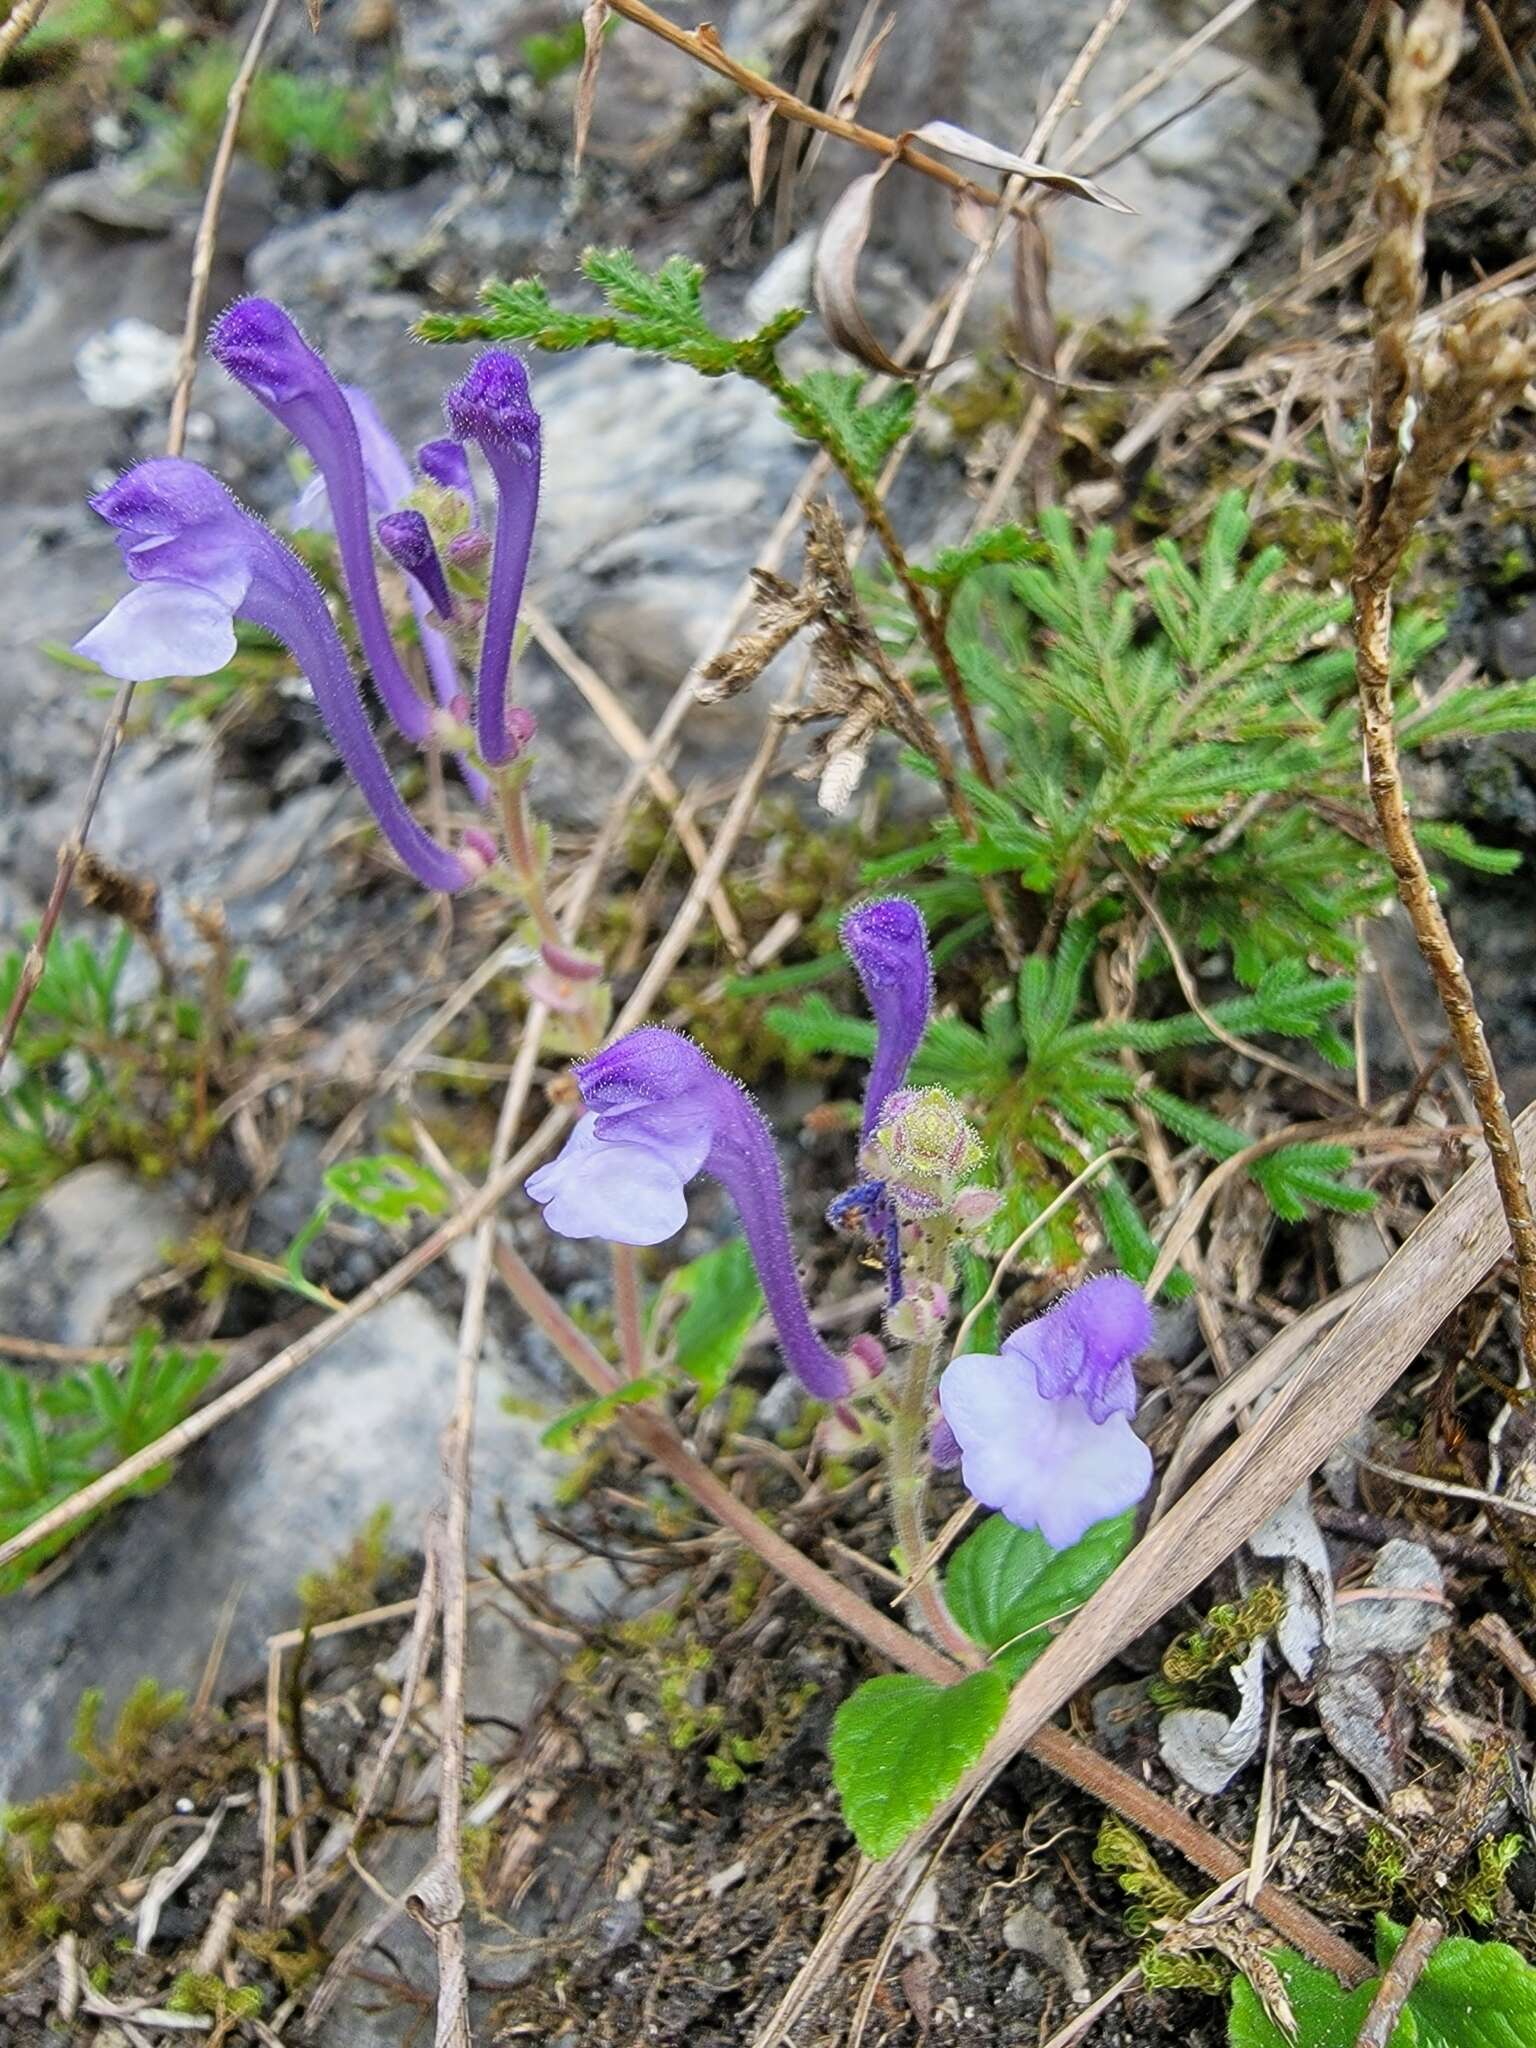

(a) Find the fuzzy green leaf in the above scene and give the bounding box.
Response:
[1229,1923,1536,2048]
[831,1669,1008,1858]
[945,1511,1135,1679]
[784,370,915,481]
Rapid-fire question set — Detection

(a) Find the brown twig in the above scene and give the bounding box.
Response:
[1470,1610,1536,1709]
[1353,1915,1442,2048]
[601,0,1087,225]
[0,0,50,71]
[0,0,285,1069]
[1352,0,1536,1391]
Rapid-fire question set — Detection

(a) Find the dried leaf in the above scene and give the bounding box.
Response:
[950,189,994,245]
[908,120,1132,212]
[306,0,323,29]
[746,101,775,209]
[830,12,896,121]
[574,0,611,173]
[1331,1540,1450,1664]
[1159,1640,1267,1797]
[1249,1488,1334,1684]
[1315,1655,1412,1802]
[813,160,909,377]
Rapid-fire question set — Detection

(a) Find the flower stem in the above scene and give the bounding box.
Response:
[888,1332,980,1666]
[612,1245,646,1379]
[496,769,561,950]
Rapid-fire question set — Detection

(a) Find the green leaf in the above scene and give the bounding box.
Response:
[323,1153,449,1226]
[1228,1951,1381,2048]
[657,1240,765,1400]
[783,370,915,481]
[1229,1923,1536,2048]
[1414,820,1522,876]
[831,1669,1008,1859]
[541,1376,662,1452]
[945,1511,1135,1679]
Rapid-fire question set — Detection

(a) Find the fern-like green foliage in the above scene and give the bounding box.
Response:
[768,914,1366,1286]
[418,249,919,493]
[912,494,1536,982]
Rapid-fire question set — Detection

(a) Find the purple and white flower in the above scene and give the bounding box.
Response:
[75,460,479,893]
[937,1275,1154,1549]
[526,1028,850,1399]
[75,299,544,893]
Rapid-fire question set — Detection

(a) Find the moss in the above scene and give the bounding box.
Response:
[296,1505,404,1628]
[1149,1583,1285,1709]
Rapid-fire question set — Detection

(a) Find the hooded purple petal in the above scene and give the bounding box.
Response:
[444,350,541,768]
[526,1028,848,1399]
[1005,1273,1152,1423]
[418,436,479,519]
[82,458,473,893]
[378,509,456,622]
[938,1348,1152,1550]
[842,897,933,1141]
[210,299,432,745]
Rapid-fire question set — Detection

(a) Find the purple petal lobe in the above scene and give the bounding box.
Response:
[75,581,238,681]
[939,1350,1152,1550]
[443,351,537,457]
[1005,1273,1152,1422]
[418,436,478,513]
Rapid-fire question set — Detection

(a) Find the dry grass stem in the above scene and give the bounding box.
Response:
[1354,1915,1443,2048]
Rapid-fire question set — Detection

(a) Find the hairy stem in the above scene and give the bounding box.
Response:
[611,1245,646,1379]
[497,772,561,949]
[888,1334,980,1665]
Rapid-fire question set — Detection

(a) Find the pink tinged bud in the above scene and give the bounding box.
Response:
[884,1279,949,1345]
[377,508,456,622]
[953,1186,1003,1230]
[815,1406,869,1457]
[844,1332,886,1386]
[540,939,602,982]
[447,528,492,567]
[444,350,541,768]
[460,828,498,878]
[506,704,537,756]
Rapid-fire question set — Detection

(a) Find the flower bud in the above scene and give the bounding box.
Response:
[864,1087,984,1219]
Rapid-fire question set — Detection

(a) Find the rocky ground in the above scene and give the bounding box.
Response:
[3,1,1536,2042]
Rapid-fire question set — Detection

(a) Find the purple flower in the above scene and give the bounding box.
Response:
[937,1275,1154,1549]
[210,299,436,747]
[444,352,541,769]
[417,436,478,516]
[526,1028,849,1399]
[841,897,932,1141]
[74,458,476,894]
[287,378,486,805]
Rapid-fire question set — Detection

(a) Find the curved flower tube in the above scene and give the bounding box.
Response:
[75,458,477,894]
[937,1274,1154,1549]
[443,352,542,769]
[526,1028,850,1399]
[841,897,932,1142]
[210,298,434,746]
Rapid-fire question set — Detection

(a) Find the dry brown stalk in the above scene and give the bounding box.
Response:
[756,1095,1536,2039]
[1353,1915,1443,2048]
[1353,0,1536,1389]
[0,0,50,72]
[0,0,286,1068]
[599,0,1095,224]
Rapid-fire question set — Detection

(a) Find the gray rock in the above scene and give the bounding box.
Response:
[818,0,1320,328]
[0,1290,619,1807]
[0,1163,186,1348]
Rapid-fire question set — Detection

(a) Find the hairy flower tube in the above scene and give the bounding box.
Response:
[525,1028,850,1399]
[75,461,486,891]
[937,1275,1154,1549]
[841,897,932,1141]
[443,352,542,769]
